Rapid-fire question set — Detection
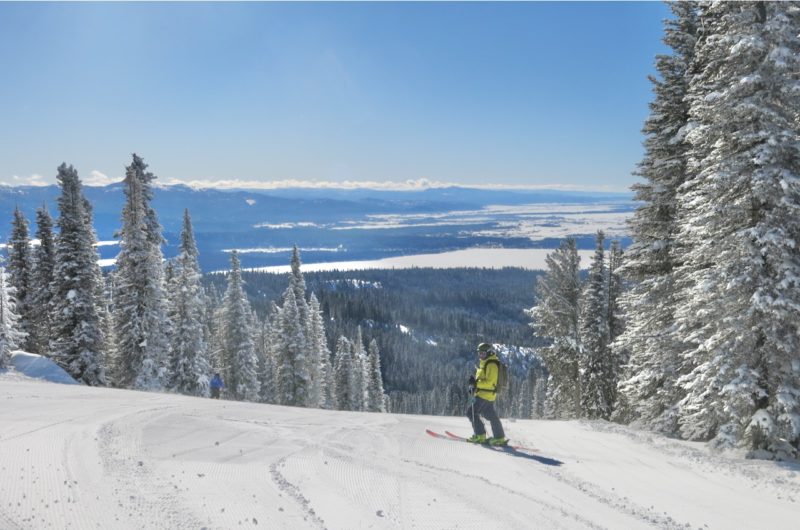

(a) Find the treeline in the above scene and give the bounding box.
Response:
[1,154,551,419]
[532,2,800,460]
[205,267,549,418]
[531,234,624,421]
[0,155,386,414]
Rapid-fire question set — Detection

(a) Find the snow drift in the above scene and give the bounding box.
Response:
[4,351,78,385]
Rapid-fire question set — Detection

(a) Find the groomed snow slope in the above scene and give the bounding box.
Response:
[0,378,798,530]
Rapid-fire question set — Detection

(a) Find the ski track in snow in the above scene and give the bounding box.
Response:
[1,379,799,529]
[269,455,327,529]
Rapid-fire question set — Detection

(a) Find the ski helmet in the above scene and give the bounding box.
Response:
[477,343,493,354]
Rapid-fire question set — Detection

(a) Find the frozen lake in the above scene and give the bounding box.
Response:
[241,247,597,274]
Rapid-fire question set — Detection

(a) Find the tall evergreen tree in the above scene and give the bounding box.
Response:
[261,301,282,403]
[219,251,259,401]
[531,370,547,419]
[168,210,211,397]
[365,338,386,412]
[289,245,309,327]
[7,207,33,351]
[255,316,275,403]
[333,336,354,410]
[307,293,332,408]
[353,326,367,411]
[274,287,309,406]
[113,154,170,390]
[580,231,611,419]
[605,240,625,412]
[28,206,56,356]
[205,283,225,374]
[49,164,106,386]
[0,261,24,368]
[614,0,698,432]
[528,237,582,418]
[674,2,800,458]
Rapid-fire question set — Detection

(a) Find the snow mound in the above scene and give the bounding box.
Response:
[5,351,79,385]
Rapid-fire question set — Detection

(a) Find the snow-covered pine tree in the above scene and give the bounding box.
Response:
[205,283,225,374]
[516,370,533,419]
[255,316,275,403]
[274,287,309,406]
[365,338,386,412]
[531,370,547,419]
[218,251,259,401]
[28,206,56,356]
[85,195,113,377]
[613,1,697,432]
[606,241,625,344]
[580,231,611,420]
[163,259,177,346]
[289,245,309,328]
[605,239,625,412]
[307,293,332,408]
[261,301,282,403]
[353,326,367,411]
[113,154,170,390]
[7,207,33,352]
[675,2,800,458]
[49,164,106,386]
[528,237,582,419]
[332,336,354,410]
[0,261,24,368]
[168,210,211,397]
[98,274,116,384]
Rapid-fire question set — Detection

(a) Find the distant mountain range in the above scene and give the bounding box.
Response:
[1,183,634,272]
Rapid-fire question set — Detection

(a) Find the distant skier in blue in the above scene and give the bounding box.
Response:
[210,373,225,399]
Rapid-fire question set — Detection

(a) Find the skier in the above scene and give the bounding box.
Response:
[466,343,508,446]
[210,373,225,399]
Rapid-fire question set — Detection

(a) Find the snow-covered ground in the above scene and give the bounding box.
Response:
[0,377,798,530]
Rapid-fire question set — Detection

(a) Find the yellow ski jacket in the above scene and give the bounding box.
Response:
[474,353,500,402]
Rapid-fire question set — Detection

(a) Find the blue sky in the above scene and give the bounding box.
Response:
[0,1,670,191]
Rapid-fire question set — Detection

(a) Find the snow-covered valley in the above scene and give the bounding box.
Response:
[1,375,798,530]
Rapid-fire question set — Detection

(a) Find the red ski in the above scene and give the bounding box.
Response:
[426,429,562,466]
[425,429,451,440]
[444,430,539,453]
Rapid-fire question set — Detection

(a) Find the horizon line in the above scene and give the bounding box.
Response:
[1,175,633,194]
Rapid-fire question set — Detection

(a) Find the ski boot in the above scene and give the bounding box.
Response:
[467,433,487,444]
[488,437,509,447]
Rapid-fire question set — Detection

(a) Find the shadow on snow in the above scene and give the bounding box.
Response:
[482,445,564,466]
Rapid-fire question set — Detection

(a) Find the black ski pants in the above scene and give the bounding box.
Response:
[466,396,505,439]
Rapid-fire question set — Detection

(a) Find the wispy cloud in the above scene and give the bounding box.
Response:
[0,170,121,187]
[84,170,121,187]
[0,174,49,187]
[160,177,446,191]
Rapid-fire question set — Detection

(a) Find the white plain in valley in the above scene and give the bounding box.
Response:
[0,377,797,529]
[241,247,597,274]
[223,246,344,254]
[329,202,632,238]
